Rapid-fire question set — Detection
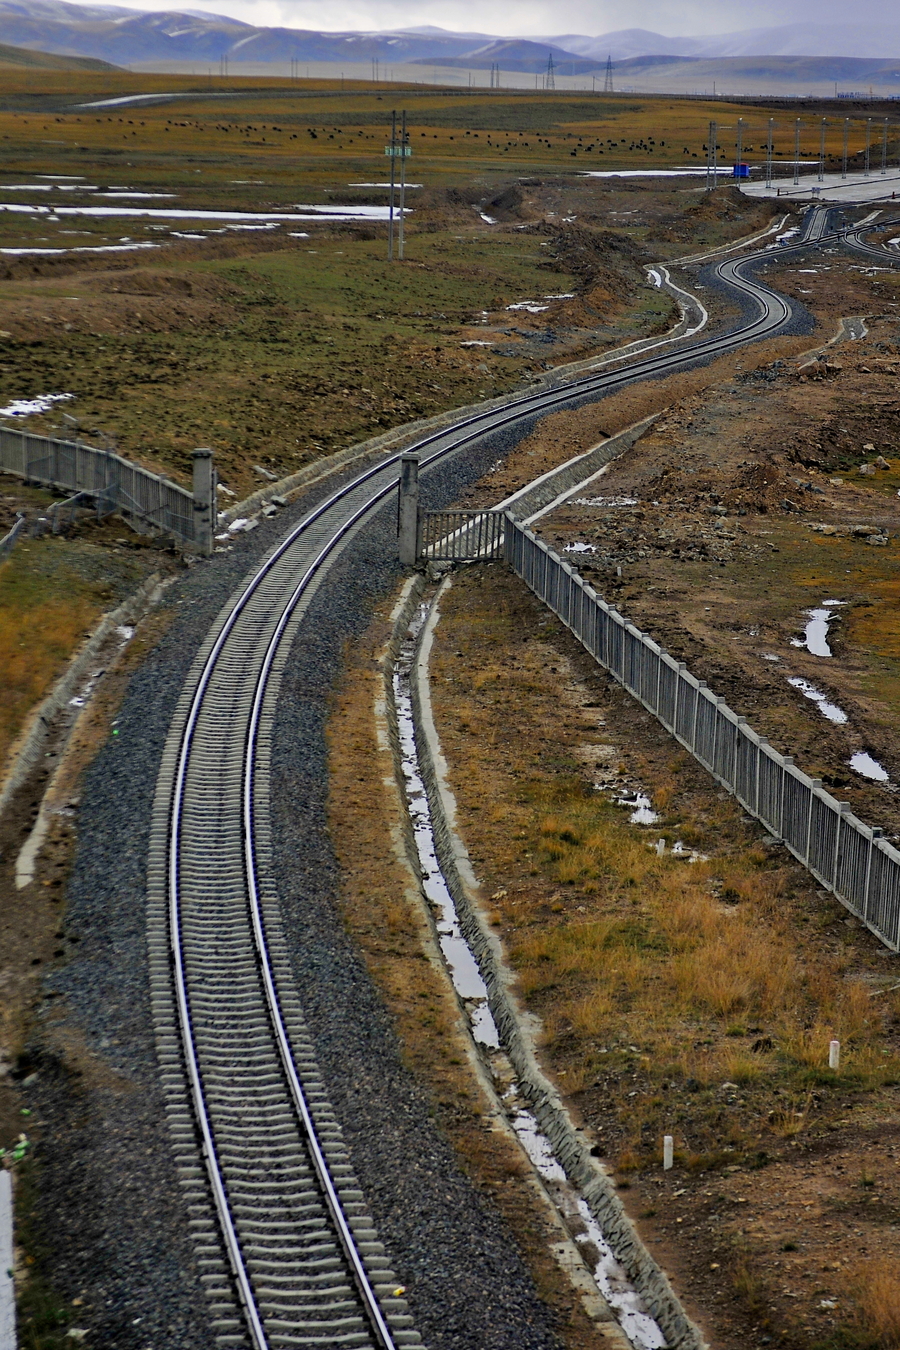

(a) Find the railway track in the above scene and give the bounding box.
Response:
[148,213,871,1350]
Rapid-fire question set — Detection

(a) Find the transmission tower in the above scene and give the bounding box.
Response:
[603,54,613,93]
[545,53,555,90]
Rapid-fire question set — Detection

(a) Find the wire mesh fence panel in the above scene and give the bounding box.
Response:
[503,515,900,953]
[607,614,625,680]
[735,730,759,814]
[623,627,642,695]
[675,678,697,746]
[758,749,783,836]
[868,845,900,950]
[808,795,840,888]
[0,425,197,545]
[694,692,718,770]
[639,645,660,713]
[836,820,873,915]
[782,772,812,862]
[657,659,678,731]
[714,711,739,787]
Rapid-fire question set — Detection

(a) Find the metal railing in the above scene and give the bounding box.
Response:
[419,509,505,561]
[505,515,900,952]
[0,424,197,547]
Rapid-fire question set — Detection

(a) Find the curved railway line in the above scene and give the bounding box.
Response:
[148,203,899,1350]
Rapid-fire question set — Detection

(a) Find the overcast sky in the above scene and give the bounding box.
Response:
[128,0,895,37]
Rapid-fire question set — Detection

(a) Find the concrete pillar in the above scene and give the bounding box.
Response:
[191,448,215,556]
[398,453,420,567]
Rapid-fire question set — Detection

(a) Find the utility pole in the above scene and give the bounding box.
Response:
[387,109,396,261]
[818,117,826,183]
[766,116,774,189]
[603,54,613,93]
[546,53,555,90]
[882,117,889,174]
[865,116,871,177]
[793,117,800,186]
[398,109,407,261]
[706,119,718,191]
[842,116,849,179]
[735,116,743,176]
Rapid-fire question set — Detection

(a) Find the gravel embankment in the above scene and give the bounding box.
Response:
[23,435,563,1350]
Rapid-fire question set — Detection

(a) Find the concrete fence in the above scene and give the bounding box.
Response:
[0,426,215,553]
[505,515,900,952]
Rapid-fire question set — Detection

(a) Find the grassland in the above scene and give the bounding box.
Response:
[0,519,166,770]
[428,565,900,1349]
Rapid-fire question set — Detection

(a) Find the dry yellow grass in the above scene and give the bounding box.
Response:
[507,784,900,1163]
[848,1256,900,1347]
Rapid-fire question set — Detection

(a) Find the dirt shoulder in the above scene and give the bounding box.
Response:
[425,564,900,1350]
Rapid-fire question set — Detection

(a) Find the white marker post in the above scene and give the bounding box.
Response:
[0,1170,14,1350]
[829,1040,841,1071]
[663,1136,674,1171]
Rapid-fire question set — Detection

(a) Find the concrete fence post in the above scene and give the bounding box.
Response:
[0,1169,14,1350]
[398,452,420,567]
[191,448,216,557]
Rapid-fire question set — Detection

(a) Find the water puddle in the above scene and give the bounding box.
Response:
[617,792,660,825]
[850,751,890,783]
[0,202,408,223]
[787,676,848,724]
[1,243,159,257]
[0,392,73,416]
[393,598,667,1350]
[791,599,847,656]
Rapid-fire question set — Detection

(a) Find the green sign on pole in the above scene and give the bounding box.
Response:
[384,145,412,157]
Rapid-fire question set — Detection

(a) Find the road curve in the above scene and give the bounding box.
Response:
[149,220,837,1350]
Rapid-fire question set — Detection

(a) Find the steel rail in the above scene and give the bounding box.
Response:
[163,220,842,1350]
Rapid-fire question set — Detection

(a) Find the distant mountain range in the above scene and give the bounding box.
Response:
[0,0,898,71]
[0,35,115,67]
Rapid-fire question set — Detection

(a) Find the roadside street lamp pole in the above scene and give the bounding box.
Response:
[842,117,849,179]
[882,118,889,174]
[818,117,826,183]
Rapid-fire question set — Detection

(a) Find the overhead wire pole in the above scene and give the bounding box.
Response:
[706,119,717,191]
[793,117,800,186]
[387,109,396,261]
[882,117,889,174]
[865,116,871,177]
[766,116,773,189]
[398,109,408,261]
[735,116,743,178]
[818,117,826,183]
[842,116,849,179]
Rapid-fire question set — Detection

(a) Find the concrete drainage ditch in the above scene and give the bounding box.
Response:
[383,575,706,1350]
